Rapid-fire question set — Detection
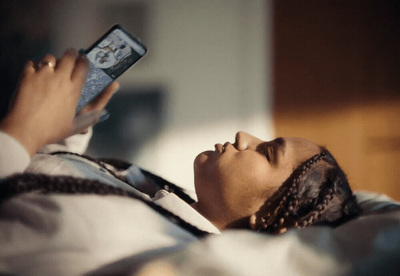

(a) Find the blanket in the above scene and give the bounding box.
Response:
[1,191,399,275]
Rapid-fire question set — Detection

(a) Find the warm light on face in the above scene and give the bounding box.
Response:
[191,132,322,229]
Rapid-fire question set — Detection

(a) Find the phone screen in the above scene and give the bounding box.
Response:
[76,25,147,112]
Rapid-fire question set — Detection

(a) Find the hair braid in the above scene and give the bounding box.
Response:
[254,150,360,234]
[0,173,209,238]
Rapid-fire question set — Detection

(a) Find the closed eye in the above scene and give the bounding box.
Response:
[264,147,271,162]
[257,138,285,165]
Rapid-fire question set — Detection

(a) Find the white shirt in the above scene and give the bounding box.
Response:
[0,130,220,275]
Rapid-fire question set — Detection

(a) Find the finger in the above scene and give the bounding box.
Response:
[71,54,90,85]
[71,110,107,134]
[80,82,119,113]
[38,54,56,70]
[56,48,78,74]
[23,60,36,75]
[8,61,36,108]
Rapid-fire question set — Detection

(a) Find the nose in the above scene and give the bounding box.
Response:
[235,131,262,151]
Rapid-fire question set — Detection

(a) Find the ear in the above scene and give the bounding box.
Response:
[249,214,257,230]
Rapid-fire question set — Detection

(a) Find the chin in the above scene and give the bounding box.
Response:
[194,150,213,166]
[193,151,214,180]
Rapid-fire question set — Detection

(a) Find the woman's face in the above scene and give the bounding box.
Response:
[192,132,322,230]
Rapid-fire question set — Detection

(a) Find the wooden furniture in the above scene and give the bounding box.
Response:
[273,0,400,200]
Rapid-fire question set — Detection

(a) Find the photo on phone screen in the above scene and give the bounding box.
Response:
[76,25,147,112]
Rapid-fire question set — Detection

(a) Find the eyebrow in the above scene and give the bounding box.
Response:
[273,137,286,160]
[261,138,286,166]
[256,138,286,165]
[274,137,285,146]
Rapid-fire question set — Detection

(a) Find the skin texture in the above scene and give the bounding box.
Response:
[191,131,323,230]
[0,48,119,156]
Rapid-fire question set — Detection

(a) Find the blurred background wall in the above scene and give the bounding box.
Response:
[0,0,272,195]
[1,0,399,200]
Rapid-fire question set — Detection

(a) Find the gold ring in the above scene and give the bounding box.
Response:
[39,61,55,68]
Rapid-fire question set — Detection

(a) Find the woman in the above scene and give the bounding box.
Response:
[0,49,360,236]
[192,133,360,234]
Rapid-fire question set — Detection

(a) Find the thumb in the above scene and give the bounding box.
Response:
[71,109,109,135]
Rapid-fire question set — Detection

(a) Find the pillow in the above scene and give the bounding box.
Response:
[131,191,400,276]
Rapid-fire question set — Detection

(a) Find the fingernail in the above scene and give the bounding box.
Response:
[64,48,77,56]
[79,54,88,62]
[98,110,110,123]
[113,83,120,94]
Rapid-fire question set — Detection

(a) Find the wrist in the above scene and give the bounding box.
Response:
[0,115,44,157]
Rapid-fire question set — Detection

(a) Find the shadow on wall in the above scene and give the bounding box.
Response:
[87,87,167,161]
[0,0,165,164]
[0,0,55,119]
[1,0,272,190]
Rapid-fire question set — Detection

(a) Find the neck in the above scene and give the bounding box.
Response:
[190,201,250,230]
[190,201,224,230]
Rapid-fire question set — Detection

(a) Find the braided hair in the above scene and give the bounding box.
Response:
[253,150,361,234]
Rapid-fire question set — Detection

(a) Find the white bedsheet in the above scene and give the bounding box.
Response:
[94,192,400,276]
[1,191,399,276]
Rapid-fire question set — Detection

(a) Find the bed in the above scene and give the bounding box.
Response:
[86,191,400,275]
[1,190,399,275]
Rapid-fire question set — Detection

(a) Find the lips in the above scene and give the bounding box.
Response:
[215,142,232,154]
[215,143,223,153]
[222,142,231,152]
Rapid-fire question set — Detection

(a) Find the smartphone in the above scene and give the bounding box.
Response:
[76,24,147,112]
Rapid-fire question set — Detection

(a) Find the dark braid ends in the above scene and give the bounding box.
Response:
[250,150,361,234]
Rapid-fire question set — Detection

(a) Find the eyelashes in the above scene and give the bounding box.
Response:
[264,147,271,162]
[256,143,276,164]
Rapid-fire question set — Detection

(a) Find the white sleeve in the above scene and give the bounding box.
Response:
[0,126,92,179]
[38,128,93,155]
[0,131,30,179]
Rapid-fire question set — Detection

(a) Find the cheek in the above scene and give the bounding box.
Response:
[235,157,284,207]
[218,155,271,203]
[195,152,273,201]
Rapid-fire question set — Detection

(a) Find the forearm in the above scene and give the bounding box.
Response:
[0,124,93,179]
[0,114,45,157]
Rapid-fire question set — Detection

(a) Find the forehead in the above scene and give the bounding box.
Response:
[281,137,322,169]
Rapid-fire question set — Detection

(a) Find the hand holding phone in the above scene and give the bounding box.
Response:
[76,24,147,112]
